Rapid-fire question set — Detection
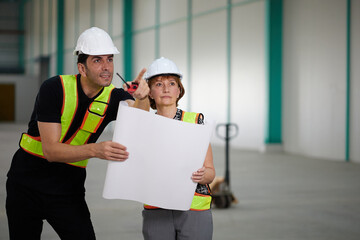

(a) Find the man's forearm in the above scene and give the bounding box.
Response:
[42,140,96,163]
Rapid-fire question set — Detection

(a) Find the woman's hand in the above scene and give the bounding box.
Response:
[132,68,150,100]
[191,145,216,185]
[192,166,206,183]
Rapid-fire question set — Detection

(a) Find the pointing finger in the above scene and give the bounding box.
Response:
[134,68,146,83]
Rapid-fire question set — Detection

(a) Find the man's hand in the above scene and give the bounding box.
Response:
[38,122,130,163]
[92,141,129,161]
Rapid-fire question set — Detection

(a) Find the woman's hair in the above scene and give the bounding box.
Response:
[147,74,185,110]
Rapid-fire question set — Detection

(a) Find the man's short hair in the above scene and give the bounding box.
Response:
[77,54,89,64]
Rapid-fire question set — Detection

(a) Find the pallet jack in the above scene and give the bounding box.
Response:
[211,123,239,208]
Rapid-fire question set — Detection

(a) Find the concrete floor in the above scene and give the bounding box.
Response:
[1,123,360,240]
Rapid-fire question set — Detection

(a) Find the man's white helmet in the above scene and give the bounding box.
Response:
[145,57,182,80]
[73,27,120,56]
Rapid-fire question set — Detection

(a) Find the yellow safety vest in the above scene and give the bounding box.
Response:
[144,111,212,211]
[19,74,115,168]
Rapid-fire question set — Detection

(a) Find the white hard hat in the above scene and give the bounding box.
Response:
[145,57,182,80]
[73,27,120,56]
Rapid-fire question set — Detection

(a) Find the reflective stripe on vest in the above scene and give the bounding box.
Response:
[144,111,212,211]
[19,134,43,158]
[181,111,199,123]
[19,74,114,168]
[190,192,212,211]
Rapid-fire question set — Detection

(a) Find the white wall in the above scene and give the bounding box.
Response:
[191,10,228,132]
[231,1,266,150]
[132,0,267,150]
[283,0,359,162]
[20,0,360,162]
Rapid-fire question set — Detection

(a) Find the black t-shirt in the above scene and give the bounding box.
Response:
[7,75,133,195]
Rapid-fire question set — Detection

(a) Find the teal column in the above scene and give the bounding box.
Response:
[74,0,80,73]
[265,0,282,145]
[91,0,95,27]
[187,0,192,111]
[57,0,65,74]
[155,0,160,58]
[108,0,113,35]
[40,0,44,56]
[345,0,351,162]
[19,0,25,72]
[48,0,53,55]
[226,0,232,123]
[123,0,133,81]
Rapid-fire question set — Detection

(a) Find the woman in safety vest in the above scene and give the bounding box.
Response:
[142,57,215,240]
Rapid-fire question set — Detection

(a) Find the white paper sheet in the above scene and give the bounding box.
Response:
[102,103,215,210]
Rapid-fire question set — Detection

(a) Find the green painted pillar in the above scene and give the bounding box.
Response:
[345,0,351,162]
[57,0,65,74]
[155,0,160,59]
[19,0,25,72]
[226,0,232,123]
[265,0,283,150]
[187,0,192,111]
[123,0,133,81]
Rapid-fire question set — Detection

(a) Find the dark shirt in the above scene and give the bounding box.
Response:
[7,74,133,195]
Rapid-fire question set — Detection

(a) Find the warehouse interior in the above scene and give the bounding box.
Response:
[0,0,359,239]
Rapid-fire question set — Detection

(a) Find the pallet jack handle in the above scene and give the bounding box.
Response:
[216,123,238,186]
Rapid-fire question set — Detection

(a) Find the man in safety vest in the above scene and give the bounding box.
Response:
[6,27,150,240]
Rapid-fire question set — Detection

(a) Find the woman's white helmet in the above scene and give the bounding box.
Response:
[145,57,182,80]
[73,27,120,56]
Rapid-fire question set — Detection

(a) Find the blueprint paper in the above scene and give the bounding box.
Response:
[102,103,215,210]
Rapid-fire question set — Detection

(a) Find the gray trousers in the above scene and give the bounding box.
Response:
[142,209,213,240]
